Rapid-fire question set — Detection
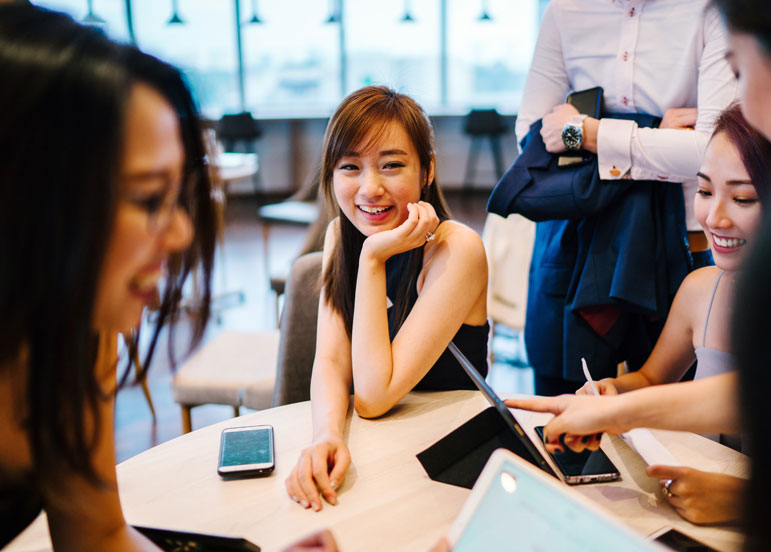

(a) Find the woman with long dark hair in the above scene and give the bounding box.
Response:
[0,5,217,549]
[285,86,489,512]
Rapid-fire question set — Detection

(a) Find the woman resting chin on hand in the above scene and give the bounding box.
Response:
[285,86,489,512]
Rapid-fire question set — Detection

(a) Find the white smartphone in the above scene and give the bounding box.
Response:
[217,425,275,478]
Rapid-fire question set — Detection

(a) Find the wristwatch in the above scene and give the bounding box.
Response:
[562,114,588,150]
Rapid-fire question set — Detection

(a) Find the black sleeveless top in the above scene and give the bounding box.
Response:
[0,475,42,548]
[385,245,489,391]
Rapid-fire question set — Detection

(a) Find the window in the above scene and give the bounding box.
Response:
[131,0,240,118]
[239,1,341,116]
[343,0,440,109]
[31,0,545,115]
[446,0,539,112]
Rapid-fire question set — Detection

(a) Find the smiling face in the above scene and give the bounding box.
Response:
[695,131,763,272]
[725,31,771,141]
[92,83,193,332]
[332,120,434,236]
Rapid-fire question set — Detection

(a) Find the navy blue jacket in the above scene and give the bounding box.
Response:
[488,115,691,381]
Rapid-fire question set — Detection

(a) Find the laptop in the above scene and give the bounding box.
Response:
[447,448,664,552]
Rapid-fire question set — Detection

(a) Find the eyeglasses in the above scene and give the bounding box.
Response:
[122,172,194,235]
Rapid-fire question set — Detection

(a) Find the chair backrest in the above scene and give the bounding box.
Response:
[463,108,507,136]
[218,112,261,151]
[271,251,323,406]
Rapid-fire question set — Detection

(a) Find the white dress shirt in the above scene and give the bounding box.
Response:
[515,0,738,230]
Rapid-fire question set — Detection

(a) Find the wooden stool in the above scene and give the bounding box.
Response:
[171,330,279,433]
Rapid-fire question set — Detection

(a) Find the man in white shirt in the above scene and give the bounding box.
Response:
[515,0,737,395]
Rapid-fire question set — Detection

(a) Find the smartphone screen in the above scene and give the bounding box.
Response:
[218,425,274,477]
[534,426,620,484]
[652,528,718,552]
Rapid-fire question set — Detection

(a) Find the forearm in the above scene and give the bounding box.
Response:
[310,365,351,439]
[350,251,399,416]
[607,370,654,394]
[613,373,740,434]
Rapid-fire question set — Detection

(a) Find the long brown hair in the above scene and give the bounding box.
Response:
[321,86,450,338]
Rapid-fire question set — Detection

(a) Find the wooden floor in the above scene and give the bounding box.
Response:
[114,190,534,463]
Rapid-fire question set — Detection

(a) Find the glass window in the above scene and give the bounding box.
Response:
[239,1,341,116]
[131,0,240,118]
[343,0,440,110]
[447,0,539,112]
[32,0,130,43]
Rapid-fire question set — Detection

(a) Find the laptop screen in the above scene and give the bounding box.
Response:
[451,452,660,552]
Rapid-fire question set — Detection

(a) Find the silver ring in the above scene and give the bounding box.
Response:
[425,231,435,242]
[662,479,674,498]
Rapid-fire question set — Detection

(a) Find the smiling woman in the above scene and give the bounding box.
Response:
[0,5,218,550]
[284,86,489,513]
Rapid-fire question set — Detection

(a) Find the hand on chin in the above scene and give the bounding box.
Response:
[360,201,439,263]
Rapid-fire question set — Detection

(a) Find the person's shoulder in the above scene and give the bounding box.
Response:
[678,266,722,300]
[435,220,484,247]
[431,220,486,263]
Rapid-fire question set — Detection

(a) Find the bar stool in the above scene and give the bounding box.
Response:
[462,108,508,192]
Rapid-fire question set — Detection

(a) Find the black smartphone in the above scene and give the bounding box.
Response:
[558,86,603,167]
[650,528,719,552]
[217,424,275,478]
[134,526,261,551]
[534,426,620,484]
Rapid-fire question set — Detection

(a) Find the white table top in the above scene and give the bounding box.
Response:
[214,152,259,183]
[6,391,748,552]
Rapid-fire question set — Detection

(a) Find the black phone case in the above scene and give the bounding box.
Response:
[558,86,603,167]
[134,526,261,551]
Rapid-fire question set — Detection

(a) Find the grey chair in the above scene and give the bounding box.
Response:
[243,251,323,408]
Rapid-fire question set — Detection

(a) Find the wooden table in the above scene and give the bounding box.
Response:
[6,391,748,552]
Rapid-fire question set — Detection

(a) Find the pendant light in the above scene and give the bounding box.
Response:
[400,0,415,22]
[246,0,262,24]
[325,0,340,23]
[478,0,494,22]
[82,0,106,25]
[167,0,184,25]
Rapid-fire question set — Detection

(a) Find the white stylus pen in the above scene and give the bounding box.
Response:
[581,357,600,396]
[581,357,676,488]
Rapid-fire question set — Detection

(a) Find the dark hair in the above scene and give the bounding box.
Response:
[321,85,450,338]
[712,103,771,205]
[712,0,771,54]
[732,216,771,551]
[0,5,215,481]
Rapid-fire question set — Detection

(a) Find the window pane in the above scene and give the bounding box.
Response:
[447,0,539,112]
[32,0,130,43]
[132,0,240,118]
[343,0,440,109]
[240,1,341,116]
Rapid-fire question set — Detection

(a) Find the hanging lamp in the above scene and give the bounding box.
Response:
[167,0,184,25]
[82,0,106,25]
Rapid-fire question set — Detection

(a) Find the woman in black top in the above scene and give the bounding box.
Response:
[285,86,489,512]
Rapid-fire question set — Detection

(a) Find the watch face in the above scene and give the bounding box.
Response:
[562,125,582,150]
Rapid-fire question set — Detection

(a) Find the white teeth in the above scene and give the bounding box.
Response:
[130,274,159,293]
[713,236,746,248]
[359,205,390,214]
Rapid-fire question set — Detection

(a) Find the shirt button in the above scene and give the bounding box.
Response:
[621,96,629,106]
[610,166,621,177]
[629,7,635,16]
[623,51,629,62]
